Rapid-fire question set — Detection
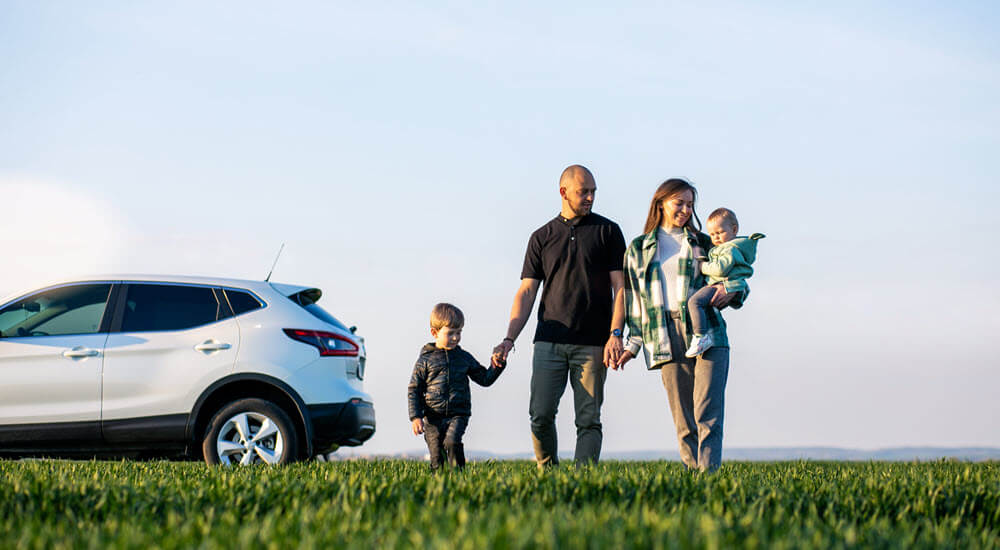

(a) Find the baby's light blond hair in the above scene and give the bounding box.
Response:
[708,207,739,231]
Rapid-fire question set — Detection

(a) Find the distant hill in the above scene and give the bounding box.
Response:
[329,447,1000,462]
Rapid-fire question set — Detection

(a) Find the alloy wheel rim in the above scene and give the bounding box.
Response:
[216,411,285,465]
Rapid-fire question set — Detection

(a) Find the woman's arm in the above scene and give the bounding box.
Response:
[620,246,644,367]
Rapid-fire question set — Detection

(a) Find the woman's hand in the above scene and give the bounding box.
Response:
[710,285,738,309]
[411,418,424,435]
[615,350,635,369]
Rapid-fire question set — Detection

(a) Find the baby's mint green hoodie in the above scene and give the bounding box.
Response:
[701,233,765,309]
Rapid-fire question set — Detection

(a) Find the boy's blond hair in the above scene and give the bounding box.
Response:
[708,207,739,230]
[430,303,465,330]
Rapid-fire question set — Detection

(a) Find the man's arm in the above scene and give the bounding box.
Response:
[492,278,540,366]
[604,270,625,369]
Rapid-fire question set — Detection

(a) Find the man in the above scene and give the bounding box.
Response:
[492,164,627,467]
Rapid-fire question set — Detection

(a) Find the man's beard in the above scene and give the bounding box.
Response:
[570,201,592,217]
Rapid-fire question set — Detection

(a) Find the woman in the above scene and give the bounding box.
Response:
[616,178,736,472]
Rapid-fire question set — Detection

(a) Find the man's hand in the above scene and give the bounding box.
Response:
[603,334,623,369]
[411,418,424,435]
[492,339,514,367]
[615,350,635,369]
[710,284,738,309]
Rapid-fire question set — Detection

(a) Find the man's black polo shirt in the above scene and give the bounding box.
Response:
[521,212,627,346]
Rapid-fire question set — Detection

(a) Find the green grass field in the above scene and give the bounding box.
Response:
[1,459,997,549]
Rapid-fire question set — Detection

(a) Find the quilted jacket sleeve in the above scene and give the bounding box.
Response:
[467,353,505,387]
[407,358,427,420]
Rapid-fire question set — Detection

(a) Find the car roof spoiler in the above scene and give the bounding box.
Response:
[268,283,322,306]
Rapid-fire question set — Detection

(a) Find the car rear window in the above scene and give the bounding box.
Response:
[224,289,264,316]
[298,301,351,333]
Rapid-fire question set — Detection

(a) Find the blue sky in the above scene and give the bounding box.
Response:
[2,2,998,455]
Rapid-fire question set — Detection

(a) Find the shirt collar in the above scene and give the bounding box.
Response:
[557,213,587,227]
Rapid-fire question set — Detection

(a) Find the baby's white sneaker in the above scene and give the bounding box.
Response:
[684,333,714,358]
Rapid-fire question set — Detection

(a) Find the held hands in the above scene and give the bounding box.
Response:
[615,350,635,369]
[491,339,514,367]
[411,417,424,435]
[603,334,624,369]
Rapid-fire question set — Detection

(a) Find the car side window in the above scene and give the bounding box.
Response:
[223,289,264,316]
[0,283,113,338]
[121,284,226,332]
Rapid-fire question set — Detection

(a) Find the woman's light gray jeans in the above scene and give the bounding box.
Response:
[659,317,730,472]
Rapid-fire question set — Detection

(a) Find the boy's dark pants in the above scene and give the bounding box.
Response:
[688,285,718,336]
[423,414,470,470]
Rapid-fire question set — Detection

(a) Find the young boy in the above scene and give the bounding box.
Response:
[407,303,505,470]
[685,208,765,358]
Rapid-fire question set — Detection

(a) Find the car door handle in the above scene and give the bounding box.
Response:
[63,347,101,358]
[195,341,232,352]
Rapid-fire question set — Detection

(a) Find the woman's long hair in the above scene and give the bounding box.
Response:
[643,178,702,235]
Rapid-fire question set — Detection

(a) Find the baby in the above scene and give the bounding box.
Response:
[686,208,765,357]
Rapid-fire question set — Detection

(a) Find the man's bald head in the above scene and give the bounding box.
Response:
[558,164,596,218]
[559,164,595,188]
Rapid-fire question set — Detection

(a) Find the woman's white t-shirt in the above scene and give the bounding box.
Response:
[655,226,689,312]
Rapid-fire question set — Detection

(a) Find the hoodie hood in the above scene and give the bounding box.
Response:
[730,233,765,264]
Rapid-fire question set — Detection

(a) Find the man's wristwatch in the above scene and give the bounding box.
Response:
[610,329,623,337]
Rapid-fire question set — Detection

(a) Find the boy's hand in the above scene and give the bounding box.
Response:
[411,418,424,435]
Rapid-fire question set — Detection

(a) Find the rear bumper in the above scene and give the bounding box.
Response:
[307,400,375,452]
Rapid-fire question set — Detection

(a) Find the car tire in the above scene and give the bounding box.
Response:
[202,398,299,466]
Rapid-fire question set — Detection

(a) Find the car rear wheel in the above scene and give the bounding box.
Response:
[202,398,298,466]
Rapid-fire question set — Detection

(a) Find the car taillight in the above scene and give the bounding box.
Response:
[283,329,359,357]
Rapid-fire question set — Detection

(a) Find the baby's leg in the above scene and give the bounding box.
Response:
[687,285,718,336]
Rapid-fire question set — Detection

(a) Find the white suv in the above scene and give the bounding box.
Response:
[0,275,375,465]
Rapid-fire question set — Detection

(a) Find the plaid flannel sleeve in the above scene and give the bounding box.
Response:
[623,244,644,357]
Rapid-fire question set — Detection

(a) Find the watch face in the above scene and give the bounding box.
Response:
[612,329,622,337]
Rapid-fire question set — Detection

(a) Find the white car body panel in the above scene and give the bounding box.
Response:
[0,333,107,424]
[102,318,240,421]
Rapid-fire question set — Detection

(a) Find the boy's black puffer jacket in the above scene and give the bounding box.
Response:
[407,344,504,419]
